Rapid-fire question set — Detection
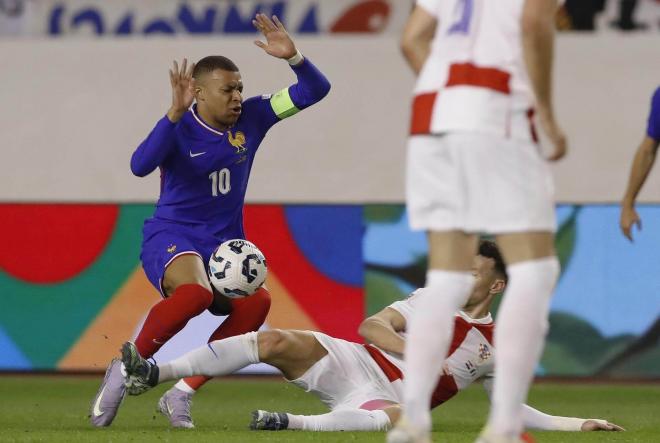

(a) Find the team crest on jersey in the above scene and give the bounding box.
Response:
[479,343,491,361]
[228,130,247,154]
[167,244,177,254]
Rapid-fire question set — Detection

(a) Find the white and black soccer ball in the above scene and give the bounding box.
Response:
[208,239,267,298]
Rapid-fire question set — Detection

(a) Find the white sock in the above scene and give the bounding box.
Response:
[287,409,391,431]
[403,270,475,431]
[174,379,196,394]
[487,257,560,437]
[157,332,260,383]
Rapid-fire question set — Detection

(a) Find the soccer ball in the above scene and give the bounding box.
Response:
[208,239,267,298]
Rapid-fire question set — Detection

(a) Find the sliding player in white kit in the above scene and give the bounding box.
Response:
[391,0,567,442]
[119,242,621,433]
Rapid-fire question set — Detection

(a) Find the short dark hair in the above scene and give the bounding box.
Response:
[193,56,239,78]
[478,240,508,283]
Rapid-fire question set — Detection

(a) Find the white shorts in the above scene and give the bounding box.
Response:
[288,332,402,411]
[406,133,556,234]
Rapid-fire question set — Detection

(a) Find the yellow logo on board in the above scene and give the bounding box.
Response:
[228,130,247,154]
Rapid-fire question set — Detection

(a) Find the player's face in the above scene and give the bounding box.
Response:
[195,69,244,129]
[464,255,500,307]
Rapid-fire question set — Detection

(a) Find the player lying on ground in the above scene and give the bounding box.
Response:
[90,14,330,428]
[120,241,623,433]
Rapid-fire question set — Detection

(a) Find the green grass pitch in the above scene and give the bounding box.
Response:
[0,376,658,442]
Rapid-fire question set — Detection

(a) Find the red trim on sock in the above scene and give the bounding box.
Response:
[182,288,272,390]
[135,284,213,358]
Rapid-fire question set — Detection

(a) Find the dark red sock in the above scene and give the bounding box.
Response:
[182,287,272,390]
[135,284,214,358]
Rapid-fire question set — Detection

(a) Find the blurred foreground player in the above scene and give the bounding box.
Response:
[120,242,623,434]
[620,86,660,241]
[392,1,567,442]
[89,14,330,428]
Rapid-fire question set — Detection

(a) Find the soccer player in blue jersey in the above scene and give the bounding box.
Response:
[621,86,660,241]
[90,13,330,428]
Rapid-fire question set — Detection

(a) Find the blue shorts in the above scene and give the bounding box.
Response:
[140,219,240,296]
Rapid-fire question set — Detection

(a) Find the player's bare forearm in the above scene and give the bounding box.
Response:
[358,316,405,355]
[401,6,436,75]
[622,136,659,208]
[521,0,557,114]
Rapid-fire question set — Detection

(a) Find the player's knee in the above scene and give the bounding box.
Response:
[163,276,212,297]
[239,287,272,318]
[257,329,290,361]
[251,287,272,310]
[162,255,212,296]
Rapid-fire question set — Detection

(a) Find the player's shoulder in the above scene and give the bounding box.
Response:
[387,289,423,315]
[241,94,274,113]
[237,95,277,127]
[456,311,495,344]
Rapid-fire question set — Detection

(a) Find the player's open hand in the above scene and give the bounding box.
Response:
[167,58,195,123]
[620,205,642,242]
[581,419,625,431]
[252,14,298,60]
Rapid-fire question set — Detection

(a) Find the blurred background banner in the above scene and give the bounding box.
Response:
[365,205,660,379]
[2,0,660,36]
[0,203,658,377]
[0,204,364,373]
[1,0,411,36]
[0,1,658,379]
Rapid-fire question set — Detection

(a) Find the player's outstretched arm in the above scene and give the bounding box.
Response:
[521,0,567,162]
[620,136,659,241]
[130,59,195,177]
[252,14,330,119]
[481,378,624,432]
[620,89,660,241]
[521,404,625,432]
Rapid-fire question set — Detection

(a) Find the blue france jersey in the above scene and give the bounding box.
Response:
[156,98,276,238]
[131,58,330,240]
[647,86,660,142]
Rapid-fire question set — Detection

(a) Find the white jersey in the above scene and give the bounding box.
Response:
[410,0,536,142]
[293,294,596,431]
[371,292,495,407]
